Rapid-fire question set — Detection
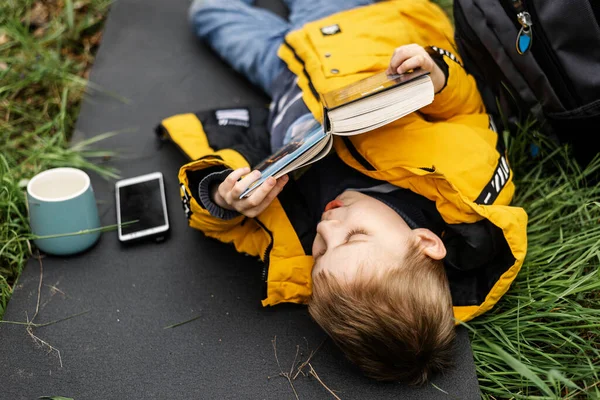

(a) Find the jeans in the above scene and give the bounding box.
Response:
[188,0,374,97]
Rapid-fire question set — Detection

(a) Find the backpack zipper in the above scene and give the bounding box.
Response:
[507,0,577,108]
[509,0,533,54]
[454,0,524,124]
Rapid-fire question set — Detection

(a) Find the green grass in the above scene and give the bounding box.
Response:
[0,0,116,316]
[468,129,600,399]
[1,1,599,399]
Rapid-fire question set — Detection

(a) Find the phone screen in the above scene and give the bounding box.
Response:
[118,178,167,235]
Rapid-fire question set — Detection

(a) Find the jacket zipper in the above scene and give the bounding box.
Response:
[341,137,376,171]
[254,219,274,300]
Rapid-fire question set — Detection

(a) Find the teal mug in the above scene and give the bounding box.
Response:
[26,167,101,256]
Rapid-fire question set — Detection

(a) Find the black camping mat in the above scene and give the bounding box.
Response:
[0,0,480,398]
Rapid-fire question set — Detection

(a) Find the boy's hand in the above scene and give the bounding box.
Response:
[212,167,289,218]
[386,44,446,94]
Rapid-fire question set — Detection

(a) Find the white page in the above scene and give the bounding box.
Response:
[330,86,434,134]
[328,76,433,121]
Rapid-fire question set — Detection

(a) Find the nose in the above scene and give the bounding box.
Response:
[316,219,345,246]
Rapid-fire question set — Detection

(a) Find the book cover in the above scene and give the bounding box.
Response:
[239,121,327,198]
[240,69,433,197]
[321,68,430,111]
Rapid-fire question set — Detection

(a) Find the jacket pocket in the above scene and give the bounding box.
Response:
[304,20,395,79]
[318,52,390,79]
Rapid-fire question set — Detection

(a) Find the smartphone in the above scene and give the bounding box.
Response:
[115,171,170,243]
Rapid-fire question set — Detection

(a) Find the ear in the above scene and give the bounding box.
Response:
[413,228,446,260]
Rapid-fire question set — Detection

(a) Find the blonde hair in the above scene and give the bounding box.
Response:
[308,240,455,385]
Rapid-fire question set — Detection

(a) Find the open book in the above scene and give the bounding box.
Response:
[240,68,434,198]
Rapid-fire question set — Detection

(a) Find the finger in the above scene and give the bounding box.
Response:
[389,48,409,72]
[389,44,422,71]
[243,175,278,208]
[396,54,428,74]
[248,175,289,216]
[265,175,289,201]
[231,170,262,198]
[244,174,288,207]
[221,167,251,192]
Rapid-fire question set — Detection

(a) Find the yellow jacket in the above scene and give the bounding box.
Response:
[162,0,528,323]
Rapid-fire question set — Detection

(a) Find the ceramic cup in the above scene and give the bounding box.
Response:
[26,167,101,256]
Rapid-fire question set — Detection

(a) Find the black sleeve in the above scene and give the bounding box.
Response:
[197,169,241,220]
[426,46,450,94]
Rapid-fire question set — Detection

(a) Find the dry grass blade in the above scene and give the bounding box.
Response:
[271,336,300,400]
[270,336,340,399]
[292,336,327,380]
[0,250,89,367]
[163,315,202,329]
[308,363,342,400]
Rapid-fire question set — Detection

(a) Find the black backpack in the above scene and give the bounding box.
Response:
[453,0,600,166]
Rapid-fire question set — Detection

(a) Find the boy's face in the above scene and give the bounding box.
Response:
[311,190,417,281]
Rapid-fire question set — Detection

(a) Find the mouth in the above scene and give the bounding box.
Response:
[324,199,343,212]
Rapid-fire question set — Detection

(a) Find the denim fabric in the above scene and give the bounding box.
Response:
[188,0,374,96]
[280,0,374,30]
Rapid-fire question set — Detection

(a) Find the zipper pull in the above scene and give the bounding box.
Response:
[516,11,533,54]
[511,0,533,54]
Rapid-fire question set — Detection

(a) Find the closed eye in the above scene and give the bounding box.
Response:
[344,228,368,243]
[314,228,369,263]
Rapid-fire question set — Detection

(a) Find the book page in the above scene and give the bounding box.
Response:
[329,77,434,135]
[279,134,333,174]
[329,76,430,118]
[239,121,327,199]
[322,68,429,111]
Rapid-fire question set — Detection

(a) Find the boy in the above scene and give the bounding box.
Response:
[158,0,528,385]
